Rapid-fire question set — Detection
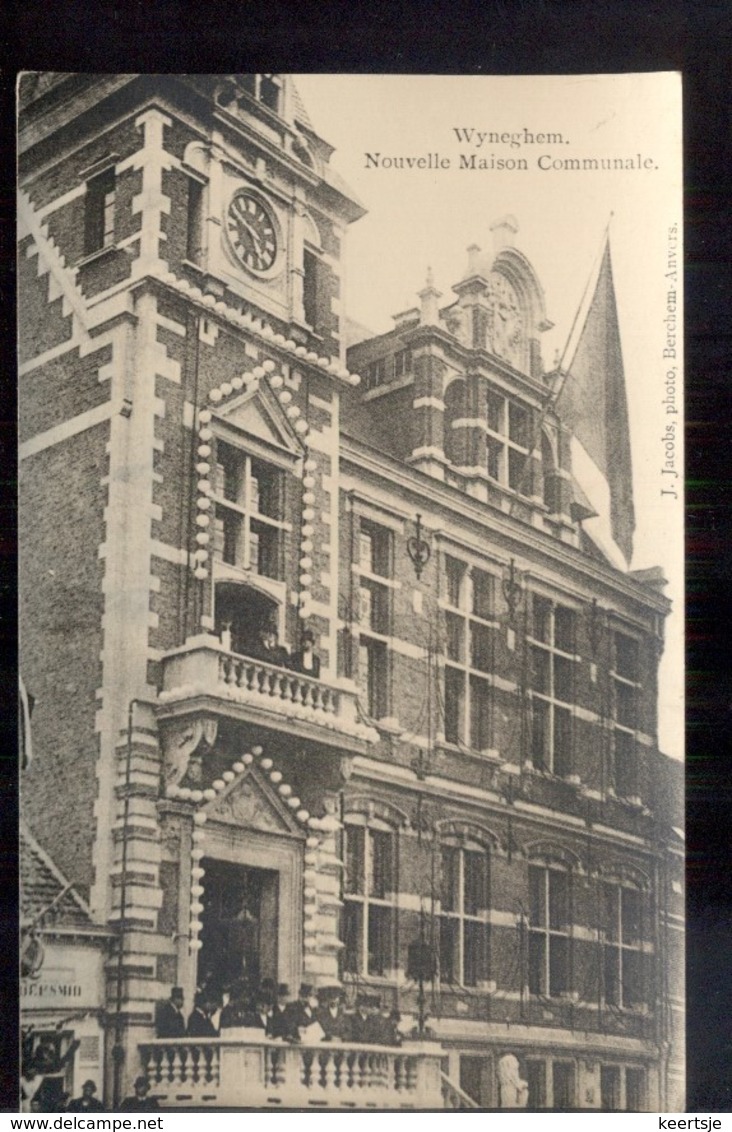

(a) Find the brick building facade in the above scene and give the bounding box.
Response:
[19,73,683,1111]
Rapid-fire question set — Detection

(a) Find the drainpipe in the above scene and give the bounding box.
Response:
[111,698,140,1109]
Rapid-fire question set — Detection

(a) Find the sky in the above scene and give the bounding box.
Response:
[295,73,683,760]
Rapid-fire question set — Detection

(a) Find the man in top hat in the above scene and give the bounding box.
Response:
[67,1080,105,1112]
[187,991,219,1037]
[316,985,350,1042]
[155,986,186,1039]
[240,989,271,1033]
[220,981,248,1030]
[349,993,381,1045]
[289,630,321,678]
[119,1076,160,1112]
[268,983,292,1040]
[251,624,290,668]
[284,984,323,1043]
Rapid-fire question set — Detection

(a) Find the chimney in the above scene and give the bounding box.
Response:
[490,215,519,253]
[419,267,442,325]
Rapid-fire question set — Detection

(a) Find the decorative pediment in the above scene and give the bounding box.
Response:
[204,767,304,836]
[213,384,305,466]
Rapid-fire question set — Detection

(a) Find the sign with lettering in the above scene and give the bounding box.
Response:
[21,961,99,1010]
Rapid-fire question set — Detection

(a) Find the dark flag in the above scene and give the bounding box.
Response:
[556,240,635,562]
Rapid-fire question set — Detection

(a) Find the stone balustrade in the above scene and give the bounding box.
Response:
[158,635,378,752]
[139,1037,444,1109]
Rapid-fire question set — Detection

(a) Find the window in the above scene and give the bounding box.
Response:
[528,865,570,997]
[394,348,412,378]
[84,167,115,254]
[342,821,395,977]
[363,357,388,392]
[438,844,489,986]
[612,632,641,798]
[303,249,319,328]
[552,1062,576,1110]
[485,391,531,492]
[240,73,282,114]
[529,597,576,775]
[355,519,391,719]
[601,1065,621,1110]
[526,1060,547,1108]
[443,558,495,751]
[601,883,644,1009]
[625,1067,646,1110]
[186,177,204,264]
[212,441,285,579]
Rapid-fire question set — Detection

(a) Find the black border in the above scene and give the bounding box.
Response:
[4,0,732,1111]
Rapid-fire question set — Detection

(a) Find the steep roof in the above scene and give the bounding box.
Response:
[20,822,93,930]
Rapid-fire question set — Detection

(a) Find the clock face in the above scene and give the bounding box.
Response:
[488,272,523,364]
[226,191,278,273]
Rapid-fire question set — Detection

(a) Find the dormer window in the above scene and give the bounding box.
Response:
[486,391,531,492]
[239,74,282,115]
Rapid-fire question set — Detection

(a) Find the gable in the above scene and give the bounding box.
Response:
[214,386,304,463]
[203,767,304,837]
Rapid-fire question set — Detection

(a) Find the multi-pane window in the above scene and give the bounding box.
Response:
[355,520,391,719]
[363,358,387,391]
[612,632,641,798]
[443,557,494,751]
[302,249,319,327]
[528,865,570,997]
[528,597,576,775]
[438,844,489,986]
[212,440,285,579]
[526,1060,578,1110]
[342,821,395,977]
[601,883,644,1009]
[84,167,116,255]
[240,73,282,114]
[601,1065,646,1111]
[486,392,531,492]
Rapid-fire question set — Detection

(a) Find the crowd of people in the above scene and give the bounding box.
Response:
[155,982,403,1046]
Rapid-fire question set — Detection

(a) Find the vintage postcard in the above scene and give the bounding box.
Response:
[19,72,682,1112]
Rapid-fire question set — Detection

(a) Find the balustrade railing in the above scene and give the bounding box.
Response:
[139,1037,443,1109]
[158,637,378,750]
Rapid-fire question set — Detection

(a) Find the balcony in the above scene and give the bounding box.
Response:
[139,1036,444,1109]
[157,636,379,755]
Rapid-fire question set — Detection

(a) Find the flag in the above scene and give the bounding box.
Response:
[556,240,635,563]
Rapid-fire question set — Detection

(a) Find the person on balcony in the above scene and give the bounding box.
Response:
[268,983,293,1040]
[316,985,349,1041]
[220,981,249,1030]
[289,629,321,678]
[240,989,272,1033]
[284,984,324,1043]
[187,992,219,1037]
[250,625,290,668]
[155,986,186,1039]
[349,994,382,1045]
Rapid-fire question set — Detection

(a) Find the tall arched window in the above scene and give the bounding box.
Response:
[437,836,490,987]
[342,814,397,977]
[528,861,571,997]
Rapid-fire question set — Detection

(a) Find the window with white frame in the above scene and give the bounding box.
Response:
[528,596,577,775]
[612,631,641,798]
[486,390,531,492]
[355,519,391,719]
[84,167,116,255]
[342,819,396,977]
[438,841,489,986]
[443,556,494,751]
[394,348,412,378]
[528,864,570,997]
[211,439,285,579]
[601,881,645,1009]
